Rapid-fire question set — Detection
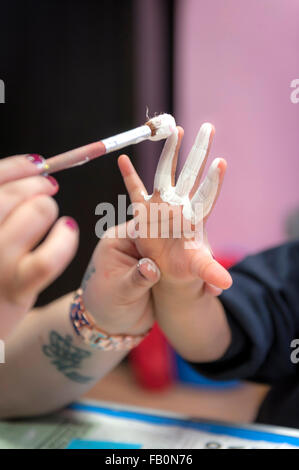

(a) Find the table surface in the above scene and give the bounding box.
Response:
[84,363,270,424]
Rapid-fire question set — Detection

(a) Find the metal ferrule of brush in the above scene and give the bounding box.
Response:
[102,125,152,153]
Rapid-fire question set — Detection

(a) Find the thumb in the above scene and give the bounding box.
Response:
[190,250,233,290]
[120,258,161,300]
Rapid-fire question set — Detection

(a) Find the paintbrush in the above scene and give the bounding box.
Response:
[46,114,176,174]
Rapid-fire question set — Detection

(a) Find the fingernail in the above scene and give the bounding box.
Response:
[65,217,78,231]
[26,154,47,170]
[208,283,223,295]
[45,175,58,187]
[137,258,160,280]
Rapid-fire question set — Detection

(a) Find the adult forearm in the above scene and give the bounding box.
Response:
[153,280,232,363]
[0,293,126,419]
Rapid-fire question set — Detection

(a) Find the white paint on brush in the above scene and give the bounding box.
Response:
[102,125,152,153]
[148,114,176,141]
[102,113,176,154]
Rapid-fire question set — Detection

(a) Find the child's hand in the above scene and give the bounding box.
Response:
[117,125,233,361]
[0,154,79,339]
[118,124,232,292]
[81,224,160,336]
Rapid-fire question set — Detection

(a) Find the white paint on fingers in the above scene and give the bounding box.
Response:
[191,158,221,222]
[153,127,178,192]
[141,122,219,231]
[175,122,213,198]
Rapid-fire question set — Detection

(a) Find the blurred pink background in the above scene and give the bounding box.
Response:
[175,0,299,255]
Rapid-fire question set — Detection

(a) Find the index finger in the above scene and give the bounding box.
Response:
[118,154,148,203]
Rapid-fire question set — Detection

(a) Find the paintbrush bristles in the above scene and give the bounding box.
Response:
[146,114,176,141]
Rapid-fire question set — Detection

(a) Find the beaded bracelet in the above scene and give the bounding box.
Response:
[70,289,148,351]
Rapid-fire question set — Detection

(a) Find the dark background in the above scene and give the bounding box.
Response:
[0,0,173,305]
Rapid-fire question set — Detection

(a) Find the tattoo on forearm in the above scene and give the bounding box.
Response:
[42,331,93,384]
[81,261,96,292]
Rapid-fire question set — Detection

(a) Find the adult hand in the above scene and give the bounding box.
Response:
[0,154,79,339]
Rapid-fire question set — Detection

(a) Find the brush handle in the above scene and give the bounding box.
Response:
[47,141,107,174]
[46,125,152,174]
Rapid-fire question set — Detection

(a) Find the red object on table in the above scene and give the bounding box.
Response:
[130,322,177,390]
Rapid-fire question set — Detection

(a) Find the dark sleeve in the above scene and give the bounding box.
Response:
[188,241,299,385]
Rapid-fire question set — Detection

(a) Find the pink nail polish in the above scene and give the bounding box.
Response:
[45,175,58,187]
[26,154,46,169]
[65,217,78,231]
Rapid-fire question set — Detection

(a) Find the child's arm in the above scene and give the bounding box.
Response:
[152,279,231,363]
[192,241,299,385]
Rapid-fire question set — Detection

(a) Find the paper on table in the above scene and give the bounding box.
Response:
[0,400,298,449]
